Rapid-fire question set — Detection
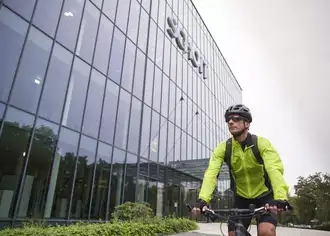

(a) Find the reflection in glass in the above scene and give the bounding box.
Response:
[3,0,36,20]
[127,0,140,44]
[99,79,119,144]
[161,75,169,118]
[152,67,162,113]
[139,157,148,177]
[133,49,146,100]
[137,8,148,53]
[70,135,97,219]
[10,27,52,113]
[76,1,100,63]
[108,28,125,84]
[174,127,181,161]
[171,45,178,85]
[155,28,164,68]
[167,122,175,163]
[158,0,166,30]
[123,153,137,203]
[121,40,136,92]
[102,0,117,22]
[39,44,73,123]
[109,148,125,214]
[140,105,151,159]
[148,179,157,214]
[25,119,59,218]
[33,0,63,37]
[144,59,154,106]
[0,107,34,218]
[151,0,158,22]
[163,37,171,76]
[114,89,131,149]
[90,142,112,220]
[94,15,114,75]
[48,127,79,218]
[181,131,187,161]
[57,0,84,51]
[62,57,90,131]
[147,20,157,61]
[149,111,159,162]
[158,117,167,164]
[115,0,130,33]
[0,104,4,121]
[82,69,106,138]
[127,98,142,154]
[136,176,147,203]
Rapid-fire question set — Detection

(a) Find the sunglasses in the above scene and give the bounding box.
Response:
[225,116,246,123]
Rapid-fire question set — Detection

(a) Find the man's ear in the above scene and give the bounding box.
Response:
[245,121,250,129]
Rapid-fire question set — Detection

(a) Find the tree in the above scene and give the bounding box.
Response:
[293,172,330,224]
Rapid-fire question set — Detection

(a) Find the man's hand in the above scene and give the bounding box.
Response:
[191,199,208,218]
[265,203,280,215]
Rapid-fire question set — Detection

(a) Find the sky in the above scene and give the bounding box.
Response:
[192,0,330,192]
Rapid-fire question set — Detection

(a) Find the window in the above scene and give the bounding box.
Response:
[91,0,102,9]
[151,0,158,22]
[144,59,154,106]
[155,28,164,68]
[168,80,176,123]
[149,111,160,162]
[82,69,106,138]
[99,79,119,144]
[127,0,140,44]
[0,107,34,218]
[158,0,166,30]
[4,0,36,20]
[25,119,59,219]
[123,153,137,203]
[108,27,125,84]
[161,75,169,118]
[62,57,90,131]
[93,14,114,75]
[132,49,146,100]
[147,20,157,61]
[121,39,136,92]
[89,142,112,220]
[9,27,52,114]
[152,67,162,113]
[76,1,100,64]
[137,8,148,53]
[71,135,97,219]
[0,103,4,121]
[166,122,174,163]
[33,0,62,37]
[102,0,117,22]
[38,43,73,123]
[115,0,130,33]
[174,126,181,161]
[114,89,131,149]
[140,105,151,159]
[127,97,142,154]
[181,131,186,161]
[0,7,28,103]
[171,45,178,85]
[163,37,171,76]
[158,117,167,164]
[57,0,84,52]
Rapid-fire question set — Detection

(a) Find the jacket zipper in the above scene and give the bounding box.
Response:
[242,146,251,197]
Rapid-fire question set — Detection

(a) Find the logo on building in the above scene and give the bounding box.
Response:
[166,16,208,80]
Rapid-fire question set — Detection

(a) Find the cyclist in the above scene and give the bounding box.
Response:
[192,104,289,236]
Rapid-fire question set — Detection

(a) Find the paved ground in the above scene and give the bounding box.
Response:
[173,223,330,235]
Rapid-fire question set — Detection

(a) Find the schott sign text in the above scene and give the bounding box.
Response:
[167,16,208,79]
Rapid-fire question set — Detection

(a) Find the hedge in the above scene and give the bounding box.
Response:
[0,218,198,236]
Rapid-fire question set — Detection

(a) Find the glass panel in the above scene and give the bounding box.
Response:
[152,67,162,113]
[48,127,79,218]
[158,116,167,164]
[90,142,112,220]
[167,122,174,163]
[82,69,106,138]
[149,111,159,162]
[94,15,114,75]
[147,20,157,61]
[91,0,102,9]
[137,8,148,53]
[33,0,63,37]
[114,89,131,149]
[158,0,166,30]
[140,105,151,159]
[127,0,140,44]
[161,75,169,118]
[187,135,191,160]
[39,43,73,123]
[163,37,170,76]
[149,162,158,179]
[155,28,164,68]
[181,131,186,161]
[151,0,158,22]
[171,45,177,84]
[99,79,119,144]
[121,39,136,92]
[109,148,125,214]
[141,0,150,12]
[76,0,100,63]
[127,97,142,154]
[70,135,96,219]
[174,127,181,161]
[139,157,148,177]
[0,104,4,121]
[132,49,146,100]
[144,59,154,106]
[9,27,52,114]
[0,107,34,218]
[136,175,147,203]
[115,0,130,33]
[108,28,125,84]
[0,7,28,103]
[123,153,137,203]
[102,0,117,22]
[25,119,59,219]
[57,0,85,52]
[168,80,176,123]
[62,57,90,131]
[3,0,36,20]
[148,179,157,215]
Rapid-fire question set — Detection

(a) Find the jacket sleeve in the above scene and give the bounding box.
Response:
[198,142,226,203]
[258,137,289,200]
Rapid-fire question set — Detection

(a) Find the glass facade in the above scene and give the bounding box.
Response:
[0,0,242,225]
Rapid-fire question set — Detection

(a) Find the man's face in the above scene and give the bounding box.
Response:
[226,115,250,136]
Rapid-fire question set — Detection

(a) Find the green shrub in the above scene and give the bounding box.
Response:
[0,218,198,236]
[111,201,154,221]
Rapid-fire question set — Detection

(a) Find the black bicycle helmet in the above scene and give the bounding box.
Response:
[224,104,252,123]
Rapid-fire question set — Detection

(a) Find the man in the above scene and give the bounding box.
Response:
[192,104,289,236]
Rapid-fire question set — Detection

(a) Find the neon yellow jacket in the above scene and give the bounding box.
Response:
[199,135,289,203]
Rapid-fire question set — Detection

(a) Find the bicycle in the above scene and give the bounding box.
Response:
[187,200,293,236]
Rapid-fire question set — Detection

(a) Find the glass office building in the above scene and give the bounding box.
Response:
[0,0,242,226]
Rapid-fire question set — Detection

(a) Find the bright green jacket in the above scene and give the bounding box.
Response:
[199,135,289,203]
